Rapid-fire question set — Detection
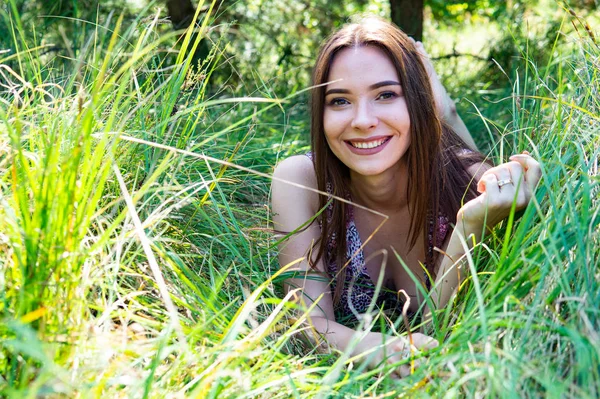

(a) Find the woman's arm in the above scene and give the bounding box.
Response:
[272,155,334,319]
[414,40,478,151]
[427,153,541,312]
[272,155,436,378]
[441,100,477,151]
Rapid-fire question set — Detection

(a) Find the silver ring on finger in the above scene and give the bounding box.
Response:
[497,178,513,188]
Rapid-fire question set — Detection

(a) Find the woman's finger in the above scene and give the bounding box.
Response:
[399,363,412,378]
[492,165,515,195]
[477,171,500,197]
[422,337,439,351]
[392,358,418,378]
[389,369,402,381]
[412,333,439,350]
[503,160,530,203]
[494,161,525,199]
[509,153,542,193]
[386,351,416,379]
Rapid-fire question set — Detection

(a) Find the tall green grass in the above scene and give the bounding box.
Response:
[0,3,598,398]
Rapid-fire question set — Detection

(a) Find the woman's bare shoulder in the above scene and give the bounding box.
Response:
[273,155,317,187]
[272,155,319,219]
[466,161,491,182]
[454,149,491,181]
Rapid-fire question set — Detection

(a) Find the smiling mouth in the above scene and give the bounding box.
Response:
[348,137,391,149]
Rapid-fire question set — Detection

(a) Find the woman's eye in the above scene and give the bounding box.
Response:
[329,98,349,106]
[377,91,398,100]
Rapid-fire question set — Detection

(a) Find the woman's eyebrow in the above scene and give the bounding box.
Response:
[325,88,349,96]
[325,80,401,96]
[369,80,401,89]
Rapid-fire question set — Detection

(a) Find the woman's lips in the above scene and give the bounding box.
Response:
[345,136,392,155]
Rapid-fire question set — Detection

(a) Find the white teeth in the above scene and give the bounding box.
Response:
[350,138,387,149]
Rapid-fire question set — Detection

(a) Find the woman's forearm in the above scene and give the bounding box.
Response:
[426,220,484,313]
[306,315,437,378]
[444,104,478,151]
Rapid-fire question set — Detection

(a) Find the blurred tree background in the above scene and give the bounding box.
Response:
[3,0,597,151]
[3,0,597,89]
[2,0,597,97]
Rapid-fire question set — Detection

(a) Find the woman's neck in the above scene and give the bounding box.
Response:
[349,160,409,212]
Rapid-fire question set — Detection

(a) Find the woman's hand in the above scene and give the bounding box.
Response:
[457,152,542,237]
[360,331,438,379]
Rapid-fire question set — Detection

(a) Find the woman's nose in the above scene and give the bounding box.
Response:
[351,101,378,131]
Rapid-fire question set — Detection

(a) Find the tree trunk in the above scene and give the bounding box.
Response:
[390,0,424,41]
[166,0,197,30]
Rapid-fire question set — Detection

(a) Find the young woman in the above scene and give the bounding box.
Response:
[271,16,541,378]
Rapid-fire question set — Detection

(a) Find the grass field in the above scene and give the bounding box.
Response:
[0,3,599,398]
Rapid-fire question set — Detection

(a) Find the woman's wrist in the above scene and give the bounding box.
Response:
[455,212,486,242]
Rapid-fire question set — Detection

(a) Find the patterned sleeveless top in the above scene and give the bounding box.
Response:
[306,153,450,325]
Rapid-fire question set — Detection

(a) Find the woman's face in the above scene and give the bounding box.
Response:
[323,45,411,177]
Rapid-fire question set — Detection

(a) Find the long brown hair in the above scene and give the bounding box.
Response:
[309,16,486,304]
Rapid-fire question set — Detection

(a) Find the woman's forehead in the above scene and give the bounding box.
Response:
[327,46,399,83]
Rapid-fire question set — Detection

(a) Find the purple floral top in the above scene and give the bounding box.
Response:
[306,153,450,324]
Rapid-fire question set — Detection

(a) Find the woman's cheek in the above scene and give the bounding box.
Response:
[323,111,347,140]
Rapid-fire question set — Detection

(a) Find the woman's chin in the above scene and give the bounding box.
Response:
[346,161,402,178]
